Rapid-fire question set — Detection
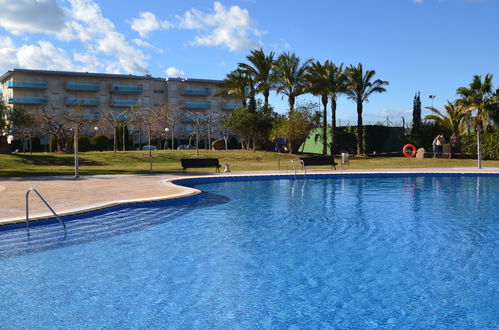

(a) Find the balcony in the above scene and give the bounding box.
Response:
[223,103,241,110]
[182,88,211,96]
[182,102,211,110]
[111,84,143,94]
[111,99,138,107]
[66,83,100,92]
[7,97,47,105]
[66,97,100,107]
[7,81,47,89]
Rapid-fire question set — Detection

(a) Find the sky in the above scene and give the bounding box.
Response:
[0,0,498,123]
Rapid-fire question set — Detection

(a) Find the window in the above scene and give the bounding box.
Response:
[153,90,164,94]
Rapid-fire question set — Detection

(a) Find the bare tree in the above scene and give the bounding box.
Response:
[132,106,156,173]
[167,105,183,150]
[101,109,131,153]
[38,105,71,152]
[184,111,208,156]
[63,105,92,177]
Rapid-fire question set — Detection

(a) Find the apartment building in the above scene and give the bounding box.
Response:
[0,69,241,145]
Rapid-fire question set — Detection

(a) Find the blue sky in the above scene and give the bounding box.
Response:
[0,0,497,123]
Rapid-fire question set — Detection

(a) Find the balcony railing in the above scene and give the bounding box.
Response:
[183,102,211,110]
[7,81,47,89]
[111,85,143,94]
[223,103,241,110]
[65,97,100,107]
[111,99,138,107]
[182,88,211,96]
[7,97,47,105]
[66,83,100,92]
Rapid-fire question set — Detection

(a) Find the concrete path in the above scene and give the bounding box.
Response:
[1,167,498,225]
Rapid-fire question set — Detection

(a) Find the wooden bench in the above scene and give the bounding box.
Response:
[300,156,338,172]
[180,158,221,173]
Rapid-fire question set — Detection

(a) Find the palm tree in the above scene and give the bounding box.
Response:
[345,63,389,155]
[306,61,330,154]
[238,48,275,108]
[456,74,497,130]
[273,52,313,113]
[216,69,251,109]
[456,73,497,168]
[324,61,346,156]
[424,101,469,144]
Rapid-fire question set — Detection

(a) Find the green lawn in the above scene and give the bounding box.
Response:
[0,150,497,177]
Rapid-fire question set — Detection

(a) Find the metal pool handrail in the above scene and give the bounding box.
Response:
[26,188,67,235]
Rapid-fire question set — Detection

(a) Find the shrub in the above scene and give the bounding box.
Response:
[78,136,92,152]
[93,134,109,151]
[460,129,499,160]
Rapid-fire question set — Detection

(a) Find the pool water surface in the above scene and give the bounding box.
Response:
[0,175,498,329]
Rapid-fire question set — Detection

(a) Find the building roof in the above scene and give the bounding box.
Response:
[0,69,166,82]
[0,69,224,84]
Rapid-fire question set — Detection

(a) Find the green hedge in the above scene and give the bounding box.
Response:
[460,129,499,160]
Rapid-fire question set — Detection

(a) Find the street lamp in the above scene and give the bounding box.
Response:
[429,95,436,108]
[164,127,169,150]
[94,126,98,137]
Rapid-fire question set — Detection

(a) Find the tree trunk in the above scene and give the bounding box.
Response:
[113,127,117,153]
[330,96,337,156]
[288,95,295,113]
[321,94,328,155]
[356,99,363,155]
[264,90,269,108]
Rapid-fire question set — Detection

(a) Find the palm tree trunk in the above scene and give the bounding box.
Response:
[289,95,295,113]
[330,96,337,156]
[356,99,363,155]
[321,94,328,155]
[264,90,269,108]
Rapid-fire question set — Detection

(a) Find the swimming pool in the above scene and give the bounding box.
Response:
[0,174,498,328]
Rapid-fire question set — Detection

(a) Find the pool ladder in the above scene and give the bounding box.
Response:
[26,188,67,235]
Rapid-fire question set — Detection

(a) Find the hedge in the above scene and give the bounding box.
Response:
[460,129,499,160]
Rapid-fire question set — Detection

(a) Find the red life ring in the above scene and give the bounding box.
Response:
[403,144,417,157]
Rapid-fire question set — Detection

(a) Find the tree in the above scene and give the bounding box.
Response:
[272,101,320,153]
[306,60,330,155]
[424,101,469,145]
[217,69,252,109]
[412,91,422,135]
[101,109,131,153]
[184,111,208,156]
[0,100,9,134]
[456,74,498,168]
[345,63,389,155]
[324,61,346,156]
[10,105,36,153]
[38,105,71,152]
[238,48,275,108]
[273,52,313,113]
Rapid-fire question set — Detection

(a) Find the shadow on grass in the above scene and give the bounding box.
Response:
[11,154,105,166]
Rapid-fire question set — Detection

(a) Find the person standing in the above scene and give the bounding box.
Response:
[436,134,445,158]
[432,135,439,158]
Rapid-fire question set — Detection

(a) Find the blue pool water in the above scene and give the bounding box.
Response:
[0,175,498,329]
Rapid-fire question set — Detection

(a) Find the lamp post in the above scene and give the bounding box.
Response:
[164,127,169,150]
[429,95,436,108]
[94,126,98,137]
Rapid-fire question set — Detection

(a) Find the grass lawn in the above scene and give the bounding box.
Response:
[0,150,497,177]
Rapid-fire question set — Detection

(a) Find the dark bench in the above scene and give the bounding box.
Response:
[300,156,338,172]
[180,158,221,173]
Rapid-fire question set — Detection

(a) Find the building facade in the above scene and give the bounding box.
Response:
[0,69,240,147]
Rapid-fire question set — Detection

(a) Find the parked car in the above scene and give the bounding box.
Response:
[142,145,157,151]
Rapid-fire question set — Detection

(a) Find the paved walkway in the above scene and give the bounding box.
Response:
[1,167,498,225]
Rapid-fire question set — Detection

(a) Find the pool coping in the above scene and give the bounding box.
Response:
[1,168,498,227]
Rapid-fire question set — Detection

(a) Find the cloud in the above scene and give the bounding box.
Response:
[413,0,424,3]
[0,0,150,74]
[133,38,164,53]
[166,67,185,77]
[130,11,171,38]
[0,0,67,35]
[177,1,262,52]
[0,36,77,72]
[380,109,412,117]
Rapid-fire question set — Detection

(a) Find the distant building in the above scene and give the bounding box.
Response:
[0,69,241,147]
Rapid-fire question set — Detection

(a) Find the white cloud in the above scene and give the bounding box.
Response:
[0,0,67,35]
[130,11,171,38]
[177,1,262,52]
[0,36,77,72]
[0,0,149,74]
[133,38,164,53]
[166,67,185,77]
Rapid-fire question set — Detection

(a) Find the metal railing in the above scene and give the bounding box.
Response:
[26,188,67,235]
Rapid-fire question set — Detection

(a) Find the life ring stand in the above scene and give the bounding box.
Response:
[403,144,417,157]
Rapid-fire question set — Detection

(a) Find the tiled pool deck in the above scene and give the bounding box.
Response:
[1,167,498,225]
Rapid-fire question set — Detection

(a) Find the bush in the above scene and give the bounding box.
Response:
[460,129,499,160]
[93,134,109,151]
[78,136,92,152]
